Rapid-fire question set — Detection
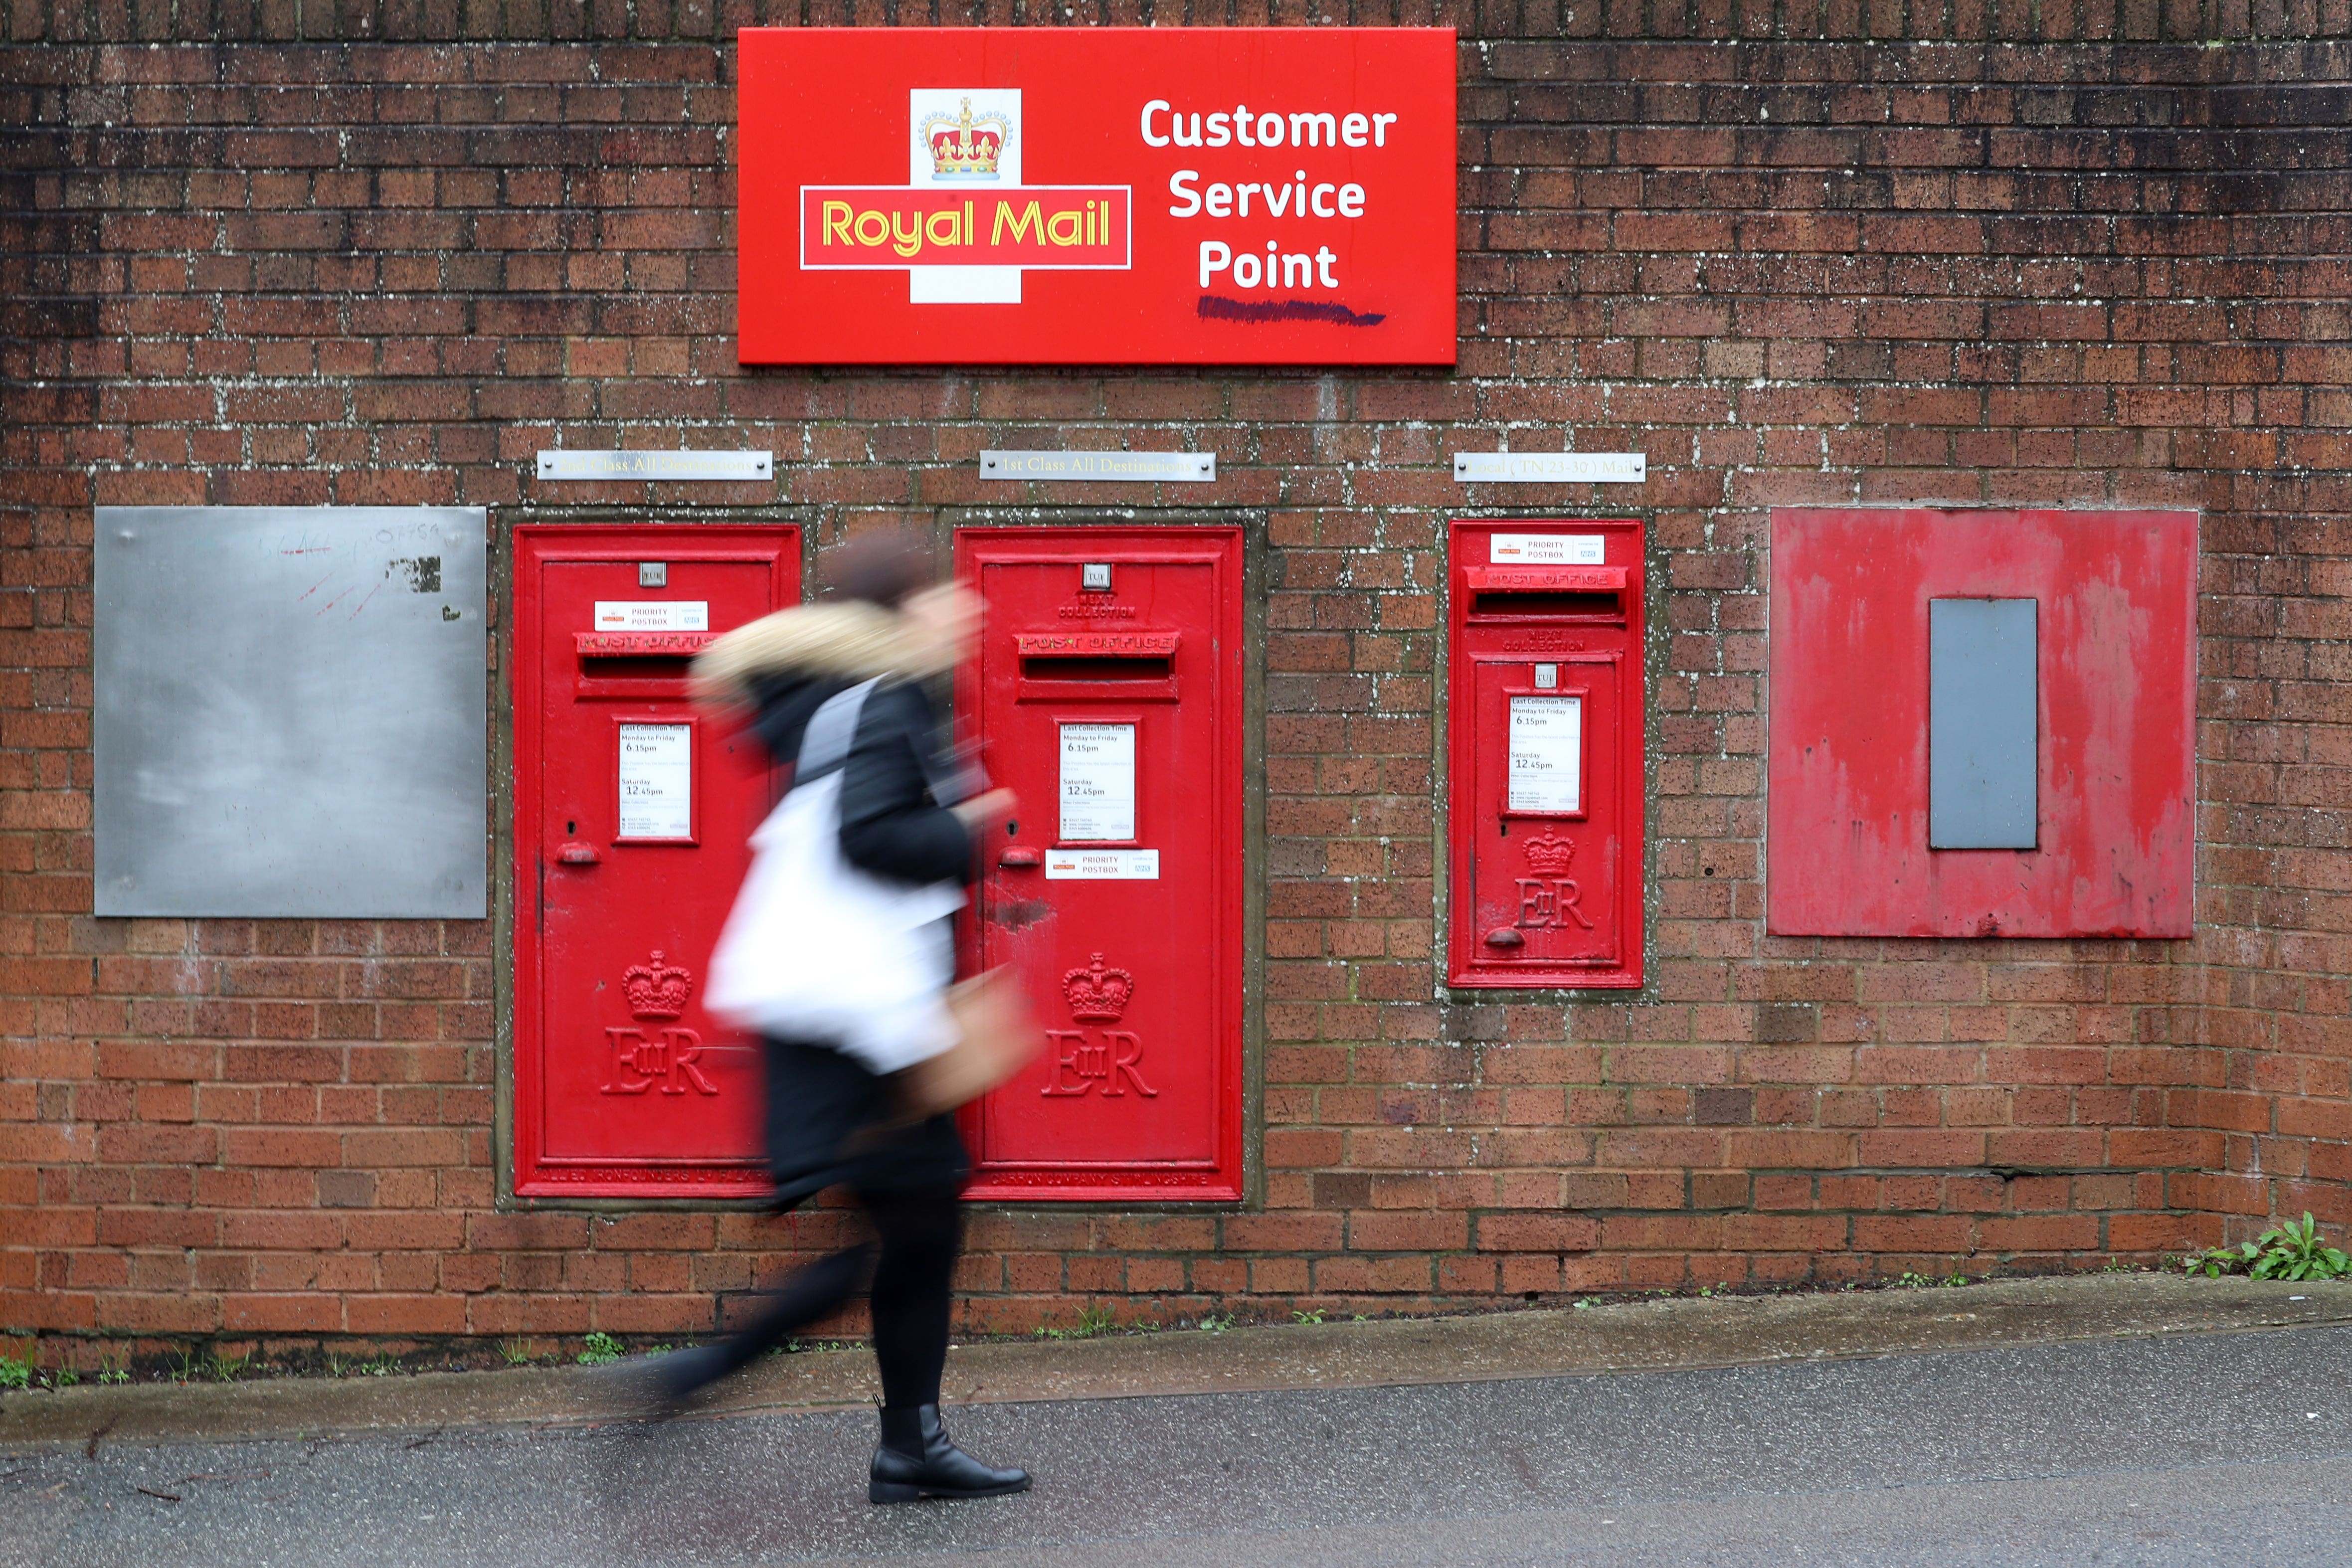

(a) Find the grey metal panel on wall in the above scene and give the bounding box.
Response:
[94,507,488,917]
[1928,597,2038,852]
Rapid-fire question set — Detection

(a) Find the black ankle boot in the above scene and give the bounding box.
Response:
[869,1404,1032,1503]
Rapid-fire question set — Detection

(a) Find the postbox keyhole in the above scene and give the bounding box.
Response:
[567,820,576,835]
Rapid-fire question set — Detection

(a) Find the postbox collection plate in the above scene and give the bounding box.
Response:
[510,525,800,1199]
[955,527,1246,1201]
[1447,519,1646,990]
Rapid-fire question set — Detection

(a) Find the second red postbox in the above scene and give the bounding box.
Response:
[1447,519,1646,989]
[954,526,1246,1202]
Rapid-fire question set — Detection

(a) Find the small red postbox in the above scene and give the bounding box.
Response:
[511,525,800,1199]
[1447,519,1645,990]
[955,526,1245,1202]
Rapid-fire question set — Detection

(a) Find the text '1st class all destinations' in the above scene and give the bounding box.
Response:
[1139,99,1401,292]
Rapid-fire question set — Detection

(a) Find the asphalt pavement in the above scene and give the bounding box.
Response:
[6,1280,2352,1566]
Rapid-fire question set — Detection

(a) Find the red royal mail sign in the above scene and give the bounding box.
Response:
[737,27,1456,365]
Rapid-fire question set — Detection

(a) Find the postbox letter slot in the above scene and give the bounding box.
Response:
[1460,564,1628,623]
[1020,653,1174,682]
[572,631,720,695]
[1469,589,1622,619]
[1011,631,1182,701]
[578,653,696,680]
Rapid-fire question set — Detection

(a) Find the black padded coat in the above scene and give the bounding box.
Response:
[742,669,977,1209]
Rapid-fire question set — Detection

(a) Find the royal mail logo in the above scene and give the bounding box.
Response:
[921,97,1008,178]
[800,87,1131,304]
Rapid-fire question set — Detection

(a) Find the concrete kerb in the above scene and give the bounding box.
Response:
[3,1273,2347,1457]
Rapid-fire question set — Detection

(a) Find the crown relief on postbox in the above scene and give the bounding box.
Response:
[1140,99,1398,293]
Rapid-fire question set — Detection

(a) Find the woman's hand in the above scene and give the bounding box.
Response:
[951,787,1018,830]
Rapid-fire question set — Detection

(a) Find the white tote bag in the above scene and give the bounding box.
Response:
[705,680,966,1073]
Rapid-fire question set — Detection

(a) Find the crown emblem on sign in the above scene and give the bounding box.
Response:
[1523,832,1576,875]
[921,97,1008,179]
[622,951,693,1021]
[1062,953,1135,1022]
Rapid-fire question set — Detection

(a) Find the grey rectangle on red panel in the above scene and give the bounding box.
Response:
[1929,598,2038,850]
[94,507,487,916]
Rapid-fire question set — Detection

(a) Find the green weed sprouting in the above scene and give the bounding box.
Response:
[1032,1305,1119,1341]
[2182,1214,2352,1282]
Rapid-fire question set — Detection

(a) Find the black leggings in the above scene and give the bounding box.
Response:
[696,1185,963,1408]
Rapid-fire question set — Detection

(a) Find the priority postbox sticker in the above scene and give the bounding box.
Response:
[1490,534,1606,566]
[594,601,709,631]
[737,27,1457,365]
[1045,850,1160,880]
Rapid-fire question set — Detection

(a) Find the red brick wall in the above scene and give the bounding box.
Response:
[4,11,2350,1356]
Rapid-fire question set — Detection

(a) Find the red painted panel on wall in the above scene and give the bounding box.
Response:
[1767,509,2198,938]
[736,27,1457,365]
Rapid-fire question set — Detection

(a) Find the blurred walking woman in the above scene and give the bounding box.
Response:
[651,532,1029,1505]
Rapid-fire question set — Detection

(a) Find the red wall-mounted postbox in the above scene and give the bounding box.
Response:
[511,525,800,1199]
[955,527,1245,1202]
[1447,520,1646,990]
